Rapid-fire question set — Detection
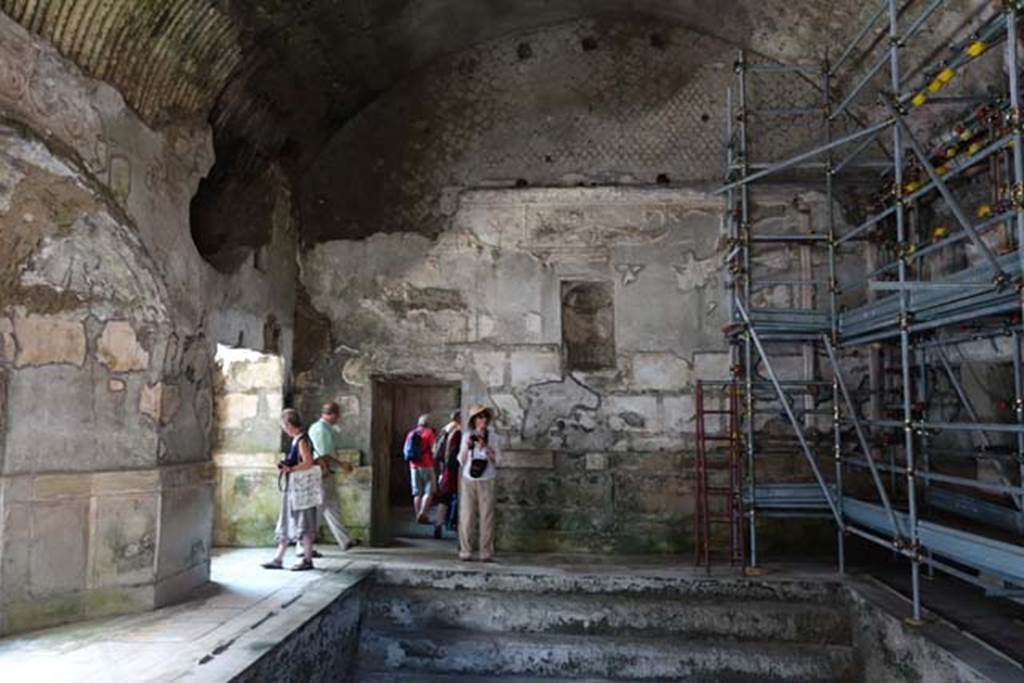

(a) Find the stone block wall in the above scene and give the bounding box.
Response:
[298,187,724,552]
[210,346,372,547]
[0,13,299,635]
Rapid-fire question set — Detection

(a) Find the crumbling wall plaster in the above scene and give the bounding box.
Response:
[298,186,850,553]
[0,10,298,636]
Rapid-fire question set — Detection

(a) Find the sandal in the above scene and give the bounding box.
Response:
[290,560,315,571]
[261,560,284,570]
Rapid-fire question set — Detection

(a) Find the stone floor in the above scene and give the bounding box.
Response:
[0,547,371,682]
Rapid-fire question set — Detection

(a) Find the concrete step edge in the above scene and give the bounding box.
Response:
[364,588,851,642]
[357,627,859,681]
[370,566,844,602]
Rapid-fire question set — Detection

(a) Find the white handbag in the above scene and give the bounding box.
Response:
[288,467,323,511]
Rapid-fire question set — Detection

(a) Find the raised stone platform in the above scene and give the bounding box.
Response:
[0,544,1021,682]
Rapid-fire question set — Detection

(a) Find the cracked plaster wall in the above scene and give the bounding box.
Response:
[298,186,852,553]
[0,11,299,636]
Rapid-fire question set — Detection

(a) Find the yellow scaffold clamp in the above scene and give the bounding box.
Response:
[966,41,988,58]
[977,204,993,218]
[928,68,957,93]
[932,225,949,239]
[911,92,929,108]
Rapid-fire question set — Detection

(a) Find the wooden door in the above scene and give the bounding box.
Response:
[388,384,461,506]
[370,380,460,546]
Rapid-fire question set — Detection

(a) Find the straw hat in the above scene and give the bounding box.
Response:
[467,404,495,423]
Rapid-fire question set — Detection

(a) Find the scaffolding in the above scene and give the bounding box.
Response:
[719,0,1024,620]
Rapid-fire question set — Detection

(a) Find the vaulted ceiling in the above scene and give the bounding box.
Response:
[0,0,986,263]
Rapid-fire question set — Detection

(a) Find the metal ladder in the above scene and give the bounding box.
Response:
[694,379,746,572]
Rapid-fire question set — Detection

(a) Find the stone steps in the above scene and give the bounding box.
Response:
[372,565,844,603]
[357,628,860,681]
[365,585,851,643]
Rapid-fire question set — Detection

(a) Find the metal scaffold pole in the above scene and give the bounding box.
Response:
[1006,2,1024,531]
[735,50,758,572]
[824,57,845,575]
[887,0,923,623]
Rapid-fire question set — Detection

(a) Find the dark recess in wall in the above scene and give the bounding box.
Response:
[189,147,277,273]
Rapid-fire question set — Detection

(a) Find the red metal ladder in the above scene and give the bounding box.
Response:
[694,380,745,572]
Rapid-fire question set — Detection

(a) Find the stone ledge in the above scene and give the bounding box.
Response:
[1,461,213,502]
[502,450,554,469]
[458,186,725,211]
[213,451,281,468]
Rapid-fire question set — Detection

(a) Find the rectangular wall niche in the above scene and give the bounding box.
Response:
[561,280,615,371]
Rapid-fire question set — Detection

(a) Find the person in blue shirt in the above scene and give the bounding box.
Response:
[305,401,358,556]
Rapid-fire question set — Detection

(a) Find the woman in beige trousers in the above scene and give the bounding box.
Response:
[457,405,501,562]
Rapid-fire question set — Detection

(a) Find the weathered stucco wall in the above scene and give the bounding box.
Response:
[297,186,846,553]
[0,12,299,635]
[298,187,721,552]
[210,346,370,547]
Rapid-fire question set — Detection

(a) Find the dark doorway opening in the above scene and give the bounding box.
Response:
[370,378,461,546]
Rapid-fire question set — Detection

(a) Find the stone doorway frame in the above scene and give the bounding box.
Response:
[369,376,462,547]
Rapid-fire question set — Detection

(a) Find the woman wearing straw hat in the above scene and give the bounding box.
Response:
[457,404,502,561]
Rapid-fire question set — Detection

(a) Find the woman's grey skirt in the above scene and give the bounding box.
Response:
[274,485,318,544]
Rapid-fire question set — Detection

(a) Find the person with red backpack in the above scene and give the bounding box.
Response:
[404,414,437,523]
[432,411,462,539]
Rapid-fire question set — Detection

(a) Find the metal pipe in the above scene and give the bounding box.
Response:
[915,328,1016,349]
[887,0,921,624]
[824,60,845,575]
[885,101,1007,280]
[1007,5,1024,518]
[1015,331,1024,526]
[822,335,903,535]
[934,346,993,449]
[845,459,1024,496]
[867,281,994,291]
[933,345,1022,510]
[846,524,916,558]
[831,1,887,77]
[918,344,931,579]
[830,52,889,121]
[832,126,888,175]
[736,299,845,527]
[838,134,1012,245]
[868,418,1024,434]
[900,0,946,46]
[737,50,758,570]
[715,117,896,194]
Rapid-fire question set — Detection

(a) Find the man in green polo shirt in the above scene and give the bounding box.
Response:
[304,401,357,555]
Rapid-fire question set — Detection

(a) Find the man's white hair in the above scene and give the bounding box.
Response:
[417,414,430,427]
